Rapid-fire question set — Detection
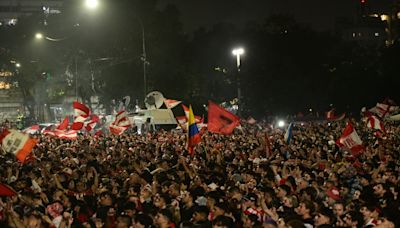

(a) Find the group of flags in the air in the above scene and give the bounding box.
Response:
[0,97,398,164]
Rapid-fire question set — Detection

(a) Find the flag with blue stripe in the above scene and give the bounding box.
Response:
[284,123,293,144]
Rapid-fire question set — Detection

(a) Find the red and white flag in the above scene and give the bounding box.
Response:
[42,126,56,136]
[366,115,385,133]
[71,101,90,130]
[336,122,364,156]
[85,114,100,131]
[0,129,37,163]
[368,103,399,119]
[55,130,77,140]
[326,109,346,121]
[23,125,40,134]
[109,110,131,135]
[164,99,182,109]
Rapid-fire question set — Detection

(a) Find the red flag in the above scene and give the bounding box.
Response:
[0,183,16,197]
[1,129,37,163]
[71,101,90,130]
[207,101,240,135]
[57,116,70,130]
[336,122,364,156]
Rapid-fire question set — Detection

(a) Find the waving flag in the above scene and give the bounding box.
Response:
[182,104,201,121]
[71,101,90,130]
[55,130,77,140]
[187,105,201,155]
[23,125,40,135]
[57,116,70,131]
[284,123,293,144]
[85,114,100,131]
[366,115,385,133]
[208,101,240,135]
[109,110,131,135]
[164,99,182,109]
[0,129,37,163]
[326,109,346,121]
[336,122,364,156]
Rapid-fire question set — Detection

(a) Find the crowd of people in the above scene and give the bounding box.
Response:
[0,118,399,228]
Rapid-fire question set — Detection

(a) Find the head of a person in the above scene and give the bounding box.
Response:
[343,211,364,228]
[360,204,380,220]
[314,207,334,226]
[212,215,234,228]
[24,213,42,228]
[373,183,388,198]
[283,195,298,208]
[243,214,261,228]
[333,201,345,217]
[276,184,291,199]
[99,191,113,206]
[243,193,258,207]
[192,205,210,223]
[154,193,171,209]
[123,201,136,217]
[134,214,153,228]
[116,215,131,228]
[296,200,315,217]
[155,209,173,226]
[213,201,228,217]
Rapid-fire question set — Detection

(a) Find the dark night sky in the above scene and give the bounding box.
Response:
[158,0,359,32]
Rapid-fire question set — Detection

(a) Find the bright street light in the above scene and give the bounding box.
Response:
[232,48,244,56]
[85,0,99,10]
[35,33,44,40]
[15,63,21,68]
[278,120,285,128]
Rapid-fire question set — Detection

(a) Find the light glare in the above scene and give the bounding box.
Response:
[35,33,43,39]
[232,48,244,56]
[278,120,285,127]
[85,0,99,9]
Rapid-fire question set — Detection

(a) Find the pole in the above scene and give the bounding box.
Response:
[236,54,241,116]
[142,23,147,99]
[75,55,78,101]
[137,18,147,101]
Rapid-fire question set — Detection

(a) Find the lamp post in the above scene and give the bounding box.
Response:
[232,47,244,116]
[136,18,149,101]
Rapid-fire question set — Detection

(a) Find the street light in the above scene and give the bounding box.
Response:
[85,0,99,10]
[15,63,21,68]
[232,47,244,116]
[35,33,68,42]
